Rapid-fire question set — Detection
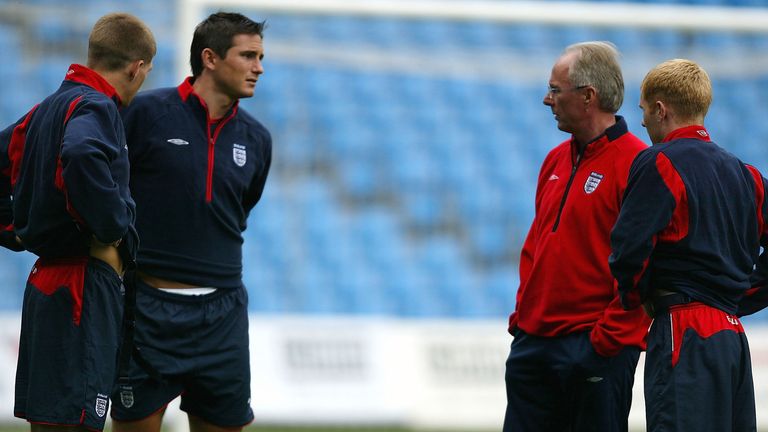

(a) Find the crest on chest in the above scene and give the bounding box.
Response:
[233,143,246,167]
[584,171,604,194]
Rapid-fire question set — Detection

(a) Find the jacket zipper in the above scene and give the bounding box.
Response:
[551,144,585,232]
[204,109,236,203]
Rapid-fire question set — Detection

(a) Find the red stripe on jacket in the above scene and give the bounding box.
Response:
[54,96,87,228]
[7,105,39,188]
[655,152,689,242]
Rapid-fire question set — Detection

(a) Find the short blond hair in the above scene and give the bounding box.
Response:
[88,13,156,71]
[641,59,712,121]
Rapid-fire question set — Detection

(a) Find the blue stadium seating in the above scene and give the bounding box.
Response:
[1,2,768,322]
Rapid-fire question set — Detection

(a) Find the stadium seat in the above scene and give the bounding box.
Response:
[2,2,768,325]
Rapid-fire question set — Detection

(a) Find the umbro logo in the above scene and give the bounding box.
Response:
[548,174,559,181]
[167,138,189,145]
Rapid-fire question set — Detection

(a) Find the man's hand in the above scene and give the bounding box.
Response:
[0,231,24,251]
[91,236,122,248]
[642,301,655,318]
[90,236,124,277]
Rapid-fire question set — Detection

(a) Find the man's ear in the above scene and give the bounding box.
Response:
[127,59,145,81]
[583,87,596,105]
[655,100,667,123]
[201,48,217,71]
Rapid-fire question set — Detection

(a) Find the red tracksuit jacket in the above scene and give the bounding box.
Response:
[509,116,650,357]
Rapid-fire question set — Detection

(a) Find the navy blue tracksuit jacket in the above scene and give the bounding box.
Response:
[609,125,768,313]
[609,124,768,432]
[0,64,137,261]
[122,77,272,289]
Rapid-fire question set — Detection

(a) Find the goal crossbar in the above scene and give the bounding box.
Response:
[177,0,768,79]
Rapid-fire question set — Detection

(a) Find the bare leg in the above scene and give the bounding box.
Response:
[111,407,166,432]
[189,415,244,432]
[31,425,88,432]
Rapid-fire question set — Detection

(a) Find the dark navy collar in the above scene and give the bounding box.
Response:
[605,116,629,142]
[572,116,629,159]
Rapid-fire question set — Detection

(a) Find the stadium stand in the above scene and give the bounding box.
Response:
[0,0,767,322]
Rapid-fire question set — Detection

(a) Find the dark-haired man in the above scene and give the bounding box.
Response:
[109,12,271,432]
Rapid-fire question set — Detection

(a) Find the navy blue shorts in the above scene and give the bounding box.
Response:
[110,279,253,427]
[645,302,756,431]
[503,330,640,432]
[15,257,124,431]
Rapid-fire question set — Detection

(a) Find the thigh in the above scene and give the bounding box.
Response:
[646,304,756,432]
[568,341,640,432]
[111,280,189,421]
[503,332,566,432]
[189,415,245,432]
[17,258,123,431]
[180,287,253,428]
[110,357,184,422]
[112,408,165,432]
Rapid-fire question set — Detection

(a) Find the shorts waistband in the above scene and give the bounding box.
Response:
[35,256,120,279]
[136,277,238,303]
[652,293,694,314]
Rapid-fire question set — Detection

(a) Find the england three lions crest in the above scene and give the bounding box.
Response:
[233,143,246,167]
[95,394,109,417]
[119,384,134,408]
[584,171,604,194]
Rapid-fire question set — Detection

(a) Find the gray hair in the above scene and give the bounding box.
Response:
[564,41,624,113]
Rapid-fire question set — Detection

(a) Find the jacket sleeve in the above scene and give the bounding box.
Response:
[508,153,553,334]
[738,165,768,316]
[242,127,272,214]
[590,284,651,356]
[120,95,152,167]
[508,219,537,334]
[60,97,131,245]
[0,110,35,252]
[609,149,679,309]
[0,121,18,250]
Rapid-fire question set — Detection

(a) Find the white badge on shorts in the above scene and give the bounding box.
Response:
[119,385,135,408]
[95,394,109,417]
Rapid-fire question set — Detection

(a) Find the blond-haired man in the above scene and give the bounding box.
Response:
[610,59,768,431]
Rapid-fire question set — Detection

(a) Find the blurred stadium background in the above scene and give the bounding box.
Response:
[0,0,767,430]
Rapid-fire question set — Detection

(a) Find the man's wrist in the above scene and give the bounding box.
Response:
[91,235,121,248]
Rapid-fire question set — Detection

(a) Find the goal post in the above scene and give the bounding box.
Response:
[169,1,768,430]
[175,0,768,81]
